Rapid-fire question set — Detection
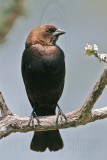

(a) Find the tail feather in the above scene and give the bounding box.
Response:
[30,130,63,152]
[47,130,63,151]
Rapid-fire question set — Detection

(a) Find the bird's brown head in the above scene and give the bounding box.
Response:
[26,24,65,47]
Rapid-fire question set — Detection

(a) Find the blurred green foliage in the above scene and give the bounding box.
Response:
[0,0,24,43]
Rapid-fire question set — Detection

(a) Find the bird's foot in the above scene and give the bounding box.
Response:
[28,109,40,128]
[56,104,67,123]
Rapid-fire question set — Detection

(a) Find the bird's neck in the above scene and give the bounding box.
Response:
[37,36,57,46]
[25,39,57,48]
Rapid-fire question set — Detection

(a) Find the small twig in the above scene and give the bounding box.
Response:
[85,44,107,63]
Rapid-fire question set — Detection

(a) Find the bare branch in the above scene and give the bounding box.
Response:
[0,106,107,139]
[82,67,107,113]
[0,92,12,116]
[92,107,107,121]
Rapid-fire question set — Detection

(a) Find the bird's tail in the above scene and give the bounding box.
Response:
[30,130,63,152]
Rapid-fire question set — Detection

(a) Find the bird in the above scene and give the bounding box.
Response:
[21,24,66,152]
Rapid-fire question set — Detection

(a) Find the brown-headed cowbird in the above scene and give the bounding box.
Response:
[21,24,65,152]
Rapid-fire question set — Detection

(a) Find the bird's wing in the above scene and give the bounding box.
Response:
[21,49,35,108]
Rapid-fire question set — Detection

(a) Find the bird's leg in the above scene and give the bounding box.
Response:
[28,108,40,128]
[56,104,67,123]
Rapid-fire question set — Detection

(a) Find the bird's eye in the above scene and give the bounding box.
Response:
[46,28,52,33]
[46,28,56,33]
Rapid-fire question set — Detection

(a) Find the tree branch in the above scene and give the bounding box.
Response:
[0,68,107,139]
[82,67,107,113]
[0,92,12,116]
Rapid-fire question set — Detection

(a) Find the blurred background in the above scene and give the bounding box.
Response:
[0,0,107,159]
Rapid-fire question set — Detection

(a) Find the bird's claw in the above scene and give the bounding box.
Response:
[56,104,67,123]
[28,109,40,128]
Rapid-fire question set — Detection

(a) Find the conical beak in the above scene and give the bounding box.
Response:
[53,29,66,36]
